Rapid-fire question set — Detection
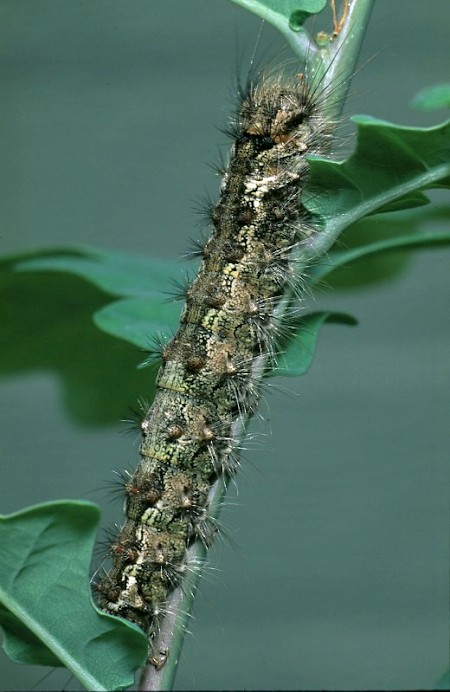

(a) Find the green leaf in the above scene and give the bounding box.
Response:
[274,311,357,377]
[373,191,430,214]
[0,603,60,667]
[0,501,147,691]
[0,266,154,425]
[228,0,326,36]
[308,230,450,286]
[14,245,183,299]
[303,118,450,249]
[435,669,450,690]
[289,0,327,30]
[0,246,181,423]
[412,83,450,111]
[93,297,182,350]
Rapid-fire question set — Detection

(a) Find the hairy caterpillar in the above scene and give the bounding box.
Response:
[95,62,334,660]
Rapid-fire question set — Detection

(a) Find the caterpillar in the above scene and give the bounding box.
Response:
[95,62,334,660]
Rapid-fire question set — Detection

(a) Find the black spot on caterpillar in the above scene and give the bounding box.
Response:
[95,63,334,654]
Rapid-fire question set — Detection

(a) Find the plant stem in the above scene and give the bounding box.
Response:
[138,1,373,689]
[307,0,374,120]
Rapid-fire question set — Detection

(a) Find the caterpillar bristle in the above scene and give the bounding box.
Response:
[139,333,171,369]
[95,524,122,559]
[206,149,229,178]
[216,119,243,142]
[183,234,208,260]
[120,402,148,436]
[164,273,193,303]
[191,192,216,224]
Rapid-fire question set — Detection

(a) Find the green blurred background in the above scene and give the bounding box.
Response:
[0,1,449,689]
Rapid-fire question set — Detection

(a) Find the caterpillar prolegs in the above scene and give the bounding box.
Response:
[96,67,333,656]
